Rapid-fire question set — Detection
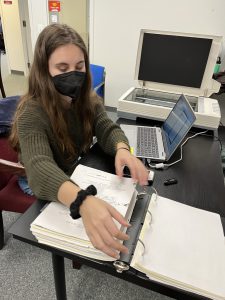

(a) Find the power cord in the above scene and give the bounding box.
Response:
[146,130,208,169]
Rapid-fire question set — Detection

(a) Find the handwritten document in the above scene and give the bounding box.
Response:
[70,164,136,215]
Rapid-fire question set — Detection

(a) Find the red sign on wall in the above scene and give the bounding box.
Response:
[4,0,13,4]
[48,1,60,12]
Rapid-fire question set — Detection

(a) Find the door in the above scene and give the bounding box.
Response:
[18,0,33,69]
[0,0,28,75]
[59,0,89,47]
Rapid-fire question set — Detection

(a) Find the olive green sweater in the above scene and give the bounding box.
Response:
[17,99,129,201]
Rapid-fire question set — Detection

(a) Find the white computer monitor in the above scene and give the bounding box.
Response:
[134,29,222,97]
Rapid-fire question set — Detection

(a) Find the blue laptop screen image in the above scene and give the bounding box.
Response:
[162,95,196,158]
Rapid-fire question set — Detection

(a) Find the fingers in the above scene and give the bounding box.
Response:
[115,152,148,186]
[129,159,148,185]
[115,164,124,178]
[87,215,129,259]
[88,230,118,259]
[81,198,130,259]
[127,162,138,183]
[115,154,136,179]
[91,225,129,258]
[135,160,149,186]
[89,230,125,259]
[107,204,130,228]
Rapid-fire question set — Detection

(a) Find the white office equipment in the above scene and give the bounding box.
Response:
[117,29,222,130]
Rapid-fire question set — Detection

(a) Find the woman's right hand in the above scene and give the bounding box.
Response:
[79,195,130,259]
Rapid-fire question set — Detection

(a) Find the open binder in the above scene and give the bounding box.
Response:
[31,165,225,300]
[121,191,225,300]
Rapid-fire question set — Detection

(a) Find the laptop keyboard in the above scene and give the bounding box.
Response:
[136,127,159,158]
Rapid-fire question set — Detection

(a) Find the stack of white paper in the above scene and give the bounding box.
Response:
[31,165,137,261]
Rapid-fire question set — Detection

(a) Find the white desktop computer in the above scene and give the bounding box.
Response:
[117,29,222,130]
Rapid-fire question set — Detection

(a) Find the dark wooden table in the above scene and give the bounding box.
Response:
[9,132,225,300]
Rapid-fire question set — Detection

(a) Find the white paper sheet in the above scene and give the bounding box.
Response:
[132,194,225,300]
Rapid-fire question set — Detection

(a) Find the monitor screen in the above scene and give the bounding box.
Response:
[162,94,196,158]
[138,32,212,88]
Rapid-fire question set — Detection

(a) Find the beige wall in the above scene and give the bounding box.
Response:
[59,0,88,46]
[0,0,27,75]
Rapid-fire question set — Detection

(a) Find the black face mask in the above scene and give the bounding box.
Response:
[52,70,86,99]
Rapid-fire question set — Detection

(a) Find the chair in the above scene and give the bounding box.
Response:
[0,96,35,249]
[90,64,105,100]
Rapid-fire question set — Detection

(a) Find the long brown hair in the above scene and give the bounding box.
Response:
[10,23,95,158]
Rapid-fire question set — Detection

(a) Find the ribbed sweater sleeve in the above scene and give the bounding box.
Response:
[17,99,129,201]
[94,102,129,155]
[17,102,70,201]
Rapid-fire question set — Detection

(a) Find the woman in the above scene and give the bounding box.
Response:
[10,24,148,259]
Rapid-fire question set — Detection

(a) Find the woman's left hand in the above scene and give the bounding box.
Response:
[115,147,149,186]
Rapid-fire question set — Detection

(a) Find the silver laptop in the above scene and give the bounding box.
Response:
[120,94,196,161]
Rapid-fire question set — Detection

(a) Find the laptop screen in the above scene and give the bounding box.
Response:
[162,95,196,159]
